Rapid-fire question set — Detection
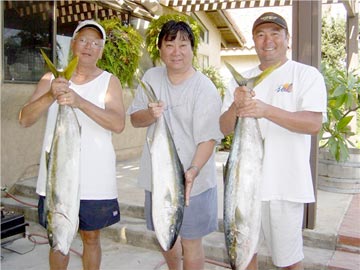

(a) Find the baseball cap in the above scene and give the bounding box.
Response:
[72,20,106,40]
[252,12,288,33]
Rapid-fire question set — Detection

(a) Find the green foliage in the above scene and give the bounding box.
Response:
[319,64,360,162]
[145,14,201,65]
[200,66,227,99]
[220,133,233,151]
[97,18,143,88]
[321,11,346,69]
[320,10,360,162]
[199,66,232,151]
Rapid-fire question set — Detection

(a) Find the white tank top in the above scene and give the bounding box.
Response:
[36,71,118,200]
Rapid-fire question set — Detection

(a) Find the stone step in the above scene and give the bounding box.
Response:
[0,190,344,253]
[6,177,38,200]
[0,194,337,252]
[2,196,359,270]
[98,216,338,270]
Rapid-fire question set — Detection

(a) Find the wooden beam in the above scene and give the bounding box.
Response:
[218,10,245,47]
[344,1,359,71]
[343,0,359,17]
[161,0,292,12]
[292,0,322,230]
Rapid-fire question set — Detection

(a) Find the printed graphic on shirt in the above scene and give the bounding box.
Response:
[276,83,293,93]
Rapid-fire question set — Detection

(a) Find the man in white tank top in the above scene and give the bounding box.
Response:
[19,20,125,270]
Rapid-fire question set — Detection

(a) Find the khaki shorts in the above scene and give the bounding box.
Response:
[258,200,304,267]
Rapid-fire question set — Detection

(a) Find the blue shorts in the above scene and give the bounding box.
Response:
[38,196,120,231]
[145,187,218,239]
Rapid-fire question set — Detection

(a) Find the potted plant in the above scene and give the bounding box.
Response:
[319,64,360,162]
[317,65,360,193]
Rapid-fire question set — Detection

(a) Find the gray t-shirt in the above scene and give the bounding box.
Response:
[127,66,223,196]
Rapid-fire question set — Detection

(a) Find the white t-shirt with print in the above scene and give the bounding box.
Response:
[222,60,327,203]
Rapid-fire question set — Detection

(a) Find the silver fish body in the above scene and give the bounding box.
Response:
[149,115,185,251]
[223,116,263,270]
[45,105,81,255]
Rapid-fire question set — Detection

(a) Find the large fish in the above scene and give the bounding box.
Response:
[41,50,81,255]
[140,81,185,251]
[223,62,278,270]
[45,105,81,255]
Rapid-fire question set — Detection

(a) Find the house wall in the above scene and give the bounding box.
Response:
[1,83,146,189]
[195,11,222,68]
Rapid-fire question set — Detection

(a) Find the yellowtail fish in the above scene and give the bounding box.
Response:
[41,49,81,255]
[223,62,278,269]
[140,81,185,251]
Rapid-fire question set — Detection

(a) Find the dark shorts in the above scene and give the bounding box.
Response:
[145,186,218,239]
[38,196,120,231]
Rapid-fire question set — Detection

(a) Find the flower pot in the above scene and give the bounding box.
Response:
[318,148,360,193]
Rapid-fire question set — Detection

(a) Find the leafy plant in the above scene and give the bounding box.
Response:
[145,14,201,65]
[321,10,346,69]
[200,66,227,99]
[97,18,143,88]
[220,133,233,151]
[319,64,360,162]
[200,65,231,151]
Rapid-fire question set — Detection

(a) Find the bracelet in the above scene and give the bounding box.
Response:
[188,165,200,175]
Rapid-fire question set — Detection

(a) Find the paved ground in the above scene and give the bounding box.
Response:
[1,151,359,269]
[1,222,229,270]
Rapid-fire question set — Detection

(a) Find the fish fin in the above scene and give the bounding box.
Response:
[138,79,158,103]
[146,134,155,154]
[40,49,58,77]
[40,49,79,80]
[223,162,228,184]
[45,151,50,171]
[224,61,248,86]
[144,82,158,102]
[63,56,79,80]
[225,60,281,88]
[235,206,243,224]
[64,56,79,80]
[253,61,281,87]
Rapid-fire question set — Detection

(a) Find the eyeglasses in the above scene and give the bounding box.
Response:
[75,37,105,49]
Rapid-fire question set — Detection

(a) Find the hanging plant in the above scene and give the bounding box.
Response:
[146,13,201,65]
[97,18,143,88]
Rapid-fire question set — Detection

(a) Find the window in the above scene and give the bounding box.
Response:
[192,14,209,44]
[197,54,209,69]
[3,1,53,82]
[3,0,151,83]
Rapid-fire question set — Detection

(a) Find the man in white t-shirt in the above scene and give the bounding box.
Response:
[220,12,327,270]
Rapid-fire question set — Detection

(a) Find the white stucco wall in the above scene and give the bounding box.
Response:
[1,84,145,189]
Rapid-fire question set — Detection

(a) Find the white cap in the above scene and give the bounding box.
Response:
[72,20,106,40]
